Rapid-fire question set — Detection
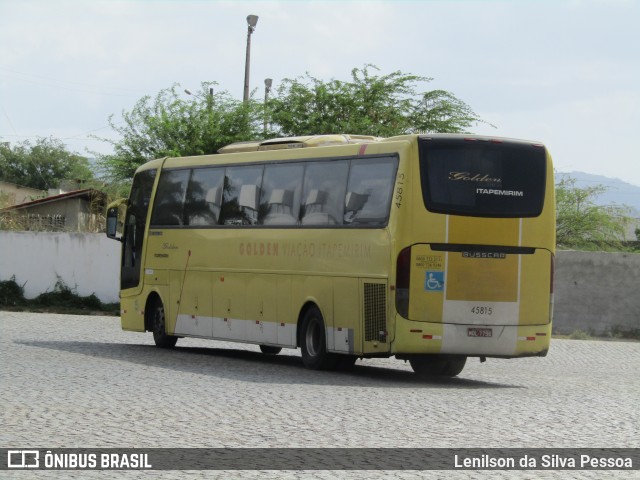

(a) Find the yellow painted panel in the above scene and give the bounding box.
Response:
[292,276,334,327]
[276,277,292,324]
[515,324,551,356]
[333,277,359,330]
[391,315,444,354]
[120,296,144,331]
[166,271,183,334]
[246,275,277,323]
[179,271,213,319]
[518,251,552,325]
[333,277,361,353]
[212,273,245,320]
[446,253,518,302]
[448,216,519,246]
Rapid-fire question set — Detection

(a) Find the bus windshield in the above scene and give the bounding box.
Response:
[418,137,546,218]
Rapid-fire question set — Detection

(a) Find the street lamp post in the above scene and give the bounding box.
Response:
[243,14,259,104]
[264,78,272,135]
[184,87,214,111]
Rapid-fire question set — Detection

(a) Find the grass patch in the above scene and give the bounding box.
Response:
[553,328,640,341]
[552,329,593,340]
[0,276,119,316]
[568,329,592,340]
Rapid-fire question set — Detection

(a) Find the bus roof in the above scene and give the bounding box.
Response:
[217,134,382,154]
[135,133,547,175]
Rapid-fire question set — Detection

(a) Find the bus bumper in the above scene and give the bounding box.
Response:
[392,315,551,358]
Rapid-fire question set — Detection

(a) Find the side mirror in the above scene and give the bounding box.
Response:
[106,199,127,241]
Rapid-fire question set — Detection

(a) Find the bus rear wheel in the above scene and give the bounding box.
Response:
[409,355,466,378]
[151,298,178,349]
[300,306,338,370]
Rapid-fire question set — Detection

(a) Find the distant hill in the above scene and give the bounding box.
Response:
[556,171,640,218]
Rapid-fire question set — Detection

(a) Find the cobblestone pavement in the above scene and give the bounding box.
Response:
[2,311,639,479]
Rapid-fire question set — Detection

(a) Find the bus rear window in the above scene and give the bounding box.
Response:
[418,137,546,217]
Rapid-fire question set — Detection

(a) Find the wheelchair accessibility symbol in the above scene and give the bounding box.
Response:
[425,271,444,292]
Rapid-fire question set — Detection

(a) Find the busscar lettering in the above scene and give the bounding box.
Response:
[462,251,506,259]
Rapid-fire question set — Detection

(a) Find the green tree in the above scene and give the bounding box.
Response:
[0,137,94,190]
[556,176,631,250]
[97,67,486,182]
[96,82,262,181]
[268,65,485,137]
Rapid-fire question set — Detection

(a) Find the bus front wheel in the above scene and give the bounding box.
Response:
[300,306,337,370]
[409,355,466,378]
[151,298,178,349]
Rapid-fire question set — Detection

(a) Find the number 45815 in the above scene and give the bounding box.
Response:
[471,306,493,315]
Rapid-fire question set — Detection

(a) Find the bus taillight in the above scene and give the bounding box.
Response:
[396,246,412,318]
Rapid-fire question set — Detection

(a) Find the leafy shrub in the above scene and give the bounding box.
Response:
[0,276,118,315]
[0,276,27,306]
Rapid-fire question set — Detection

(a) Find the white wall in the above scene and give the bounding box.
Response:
[554,250,640,335]
[0,232,120,303]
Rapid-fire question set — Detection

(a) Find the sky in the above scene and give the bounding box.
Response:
[1,0,639,186]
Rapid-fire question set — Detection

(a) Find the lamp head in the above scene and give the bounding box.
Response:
[247,15,258,28]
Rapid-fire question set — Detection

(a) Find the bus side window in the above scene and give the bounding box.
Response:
[150,169,190,226]
[220,165,264,226]
[184,167,224,226]
[300,160,349,225]
[259,163,304,226]
[344,157,397,225]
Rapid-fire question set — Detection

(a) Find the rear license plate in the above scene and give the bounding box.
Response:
[468,328,492,338]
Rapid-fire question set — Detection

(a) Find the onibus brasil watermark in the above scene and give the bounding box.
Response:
[2,448,637,471]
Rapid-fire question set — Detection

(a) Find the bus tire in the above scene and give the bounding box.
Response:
[409,355,466,378]
[300,306,338,370]
[151,297,178,349]
[259,345,282,355]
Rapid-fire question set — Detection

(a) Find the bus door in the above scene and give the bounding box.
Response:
[121,169,157,292]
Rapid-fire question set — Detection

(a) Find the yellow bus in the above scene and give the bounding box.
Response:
[106,133,555,377]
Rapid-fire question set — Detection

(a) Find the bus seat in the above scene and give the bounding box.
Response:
[205,186,223,206]
[301,189,337,224]
[263,189,296,225]
[239,184,260,210]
